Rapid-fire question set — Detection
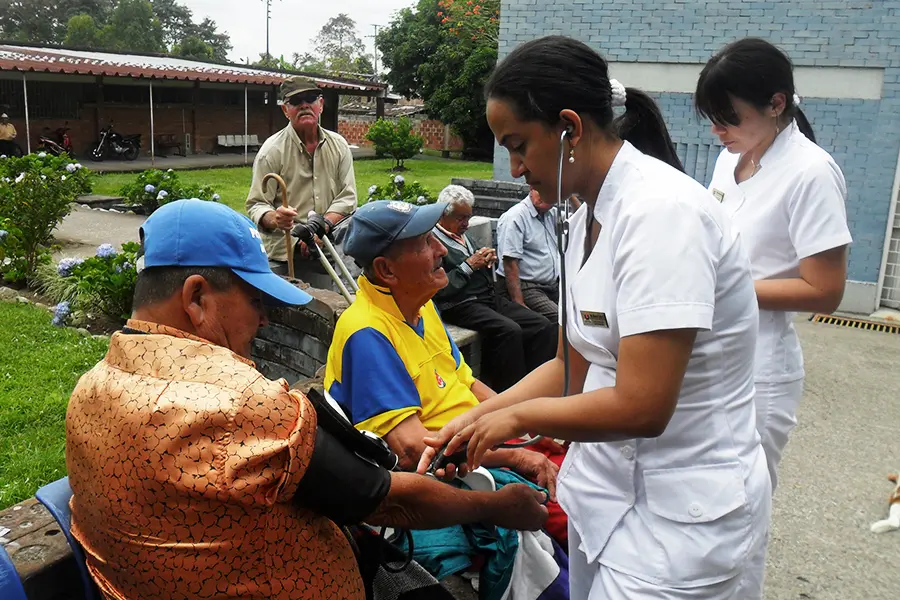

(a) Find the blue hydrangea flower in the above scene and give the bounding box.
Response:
[122,261,133,271]
[0,155,7,159]
[416,196,426,204]
[156,190,168,201]
[96,243,117,259]
[57,257,83,277]
[0,230,8,241]
[368,185,378,196]
[144,184,156,193]
[52,301,71,326]
[73,163,82,170]
[394,175,405,185]
[66,163,78,173]
[37,152,47,158]
[212,193,220,201]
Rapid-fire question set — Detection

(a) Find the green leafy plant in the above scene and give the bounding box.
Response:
[120,169,220,213]
[0,153,92,283]
[365,174,435,205]
[365,117,425,170]
[34,242,140,326]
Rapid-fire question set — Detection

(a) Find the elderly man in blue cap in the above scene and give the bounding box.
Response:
[325,200,559,491]
[65,199,548,600]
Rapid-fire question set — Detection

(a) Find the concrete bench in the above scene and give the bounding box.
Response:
[215,134,260,152]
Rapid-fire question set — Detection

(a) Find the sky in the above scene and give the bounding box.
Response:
[182,0,418,67]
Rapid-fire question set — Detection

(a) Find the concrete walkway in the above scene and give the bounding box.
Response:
[53,205,144,259]
[85,146,376,173]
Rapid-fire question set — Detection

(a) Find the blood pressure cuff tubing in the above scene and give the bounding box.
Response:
[293,425,392,526]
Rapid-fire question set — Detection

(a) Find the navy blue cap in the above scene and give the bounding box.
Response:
[139,199,312,306]
[343,200,447,265]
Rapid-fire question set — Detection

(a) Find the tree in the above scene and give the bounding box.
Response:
[0,0,113,44]
[101,0,165,53]
[64,14,102,49]
[151,0,194,48]
[305,14,374,78]
[173,35,214,60]
[193,18,232,63]
[377,0,500,156]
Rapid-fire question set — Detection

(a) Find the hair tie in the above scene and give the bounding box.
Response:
[610,79,627,108]
[793,93,801,107]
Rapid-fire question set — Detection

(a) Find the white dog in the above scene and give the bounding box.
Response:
[871,473,900,534]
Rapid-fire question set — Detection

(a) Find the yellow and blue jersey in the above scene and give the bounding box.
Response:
[324,276,478,437]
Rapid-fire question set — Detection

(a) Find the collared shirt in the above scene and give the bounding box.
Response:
[246,123,357,261]
[66,319,364,600]
[496,197,559,285]
[324,276,478,437]
[556,142,769,587]
[708,120,852,383]
[0,123,15,141]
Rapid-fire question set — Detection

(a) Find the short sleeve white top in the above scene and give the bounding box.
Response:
[708,120,853,383]
[555,142,770,587]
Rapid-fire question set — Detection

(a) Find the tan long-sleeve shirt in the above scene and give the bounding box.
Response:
[246,124,357,261]
[0,123,16,141]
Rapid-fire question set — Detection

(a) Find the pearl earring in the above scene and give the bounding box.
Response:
[568,149,575,164]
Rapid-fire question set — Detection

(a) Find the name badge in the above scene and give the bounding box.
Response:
[581,311,609,328]
[711,188,725,203]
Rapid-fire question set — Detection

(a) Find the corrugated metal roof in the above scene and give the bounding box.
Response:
[0,44,385,92]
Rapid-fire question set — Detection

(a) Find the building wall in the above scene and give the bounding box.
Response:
[496,0,900,312]
[338,114,465,151]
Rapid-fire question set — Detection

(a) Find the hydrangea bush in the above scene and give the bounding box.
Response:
[365,174,435,206]
[35,241,140,327]
[0,153,92,283]
[120,169,220,214]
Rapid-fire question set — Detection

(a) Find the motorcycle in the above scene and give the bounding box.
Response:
[38,124,74,157]
[90,124,141,162]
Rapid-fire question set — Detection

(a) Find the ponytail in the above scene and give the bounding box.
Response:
[793,107,817,144]
[614,88,685,172]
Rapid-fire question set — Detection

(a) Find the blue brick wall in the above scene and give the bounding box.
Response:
[494,0,900,284]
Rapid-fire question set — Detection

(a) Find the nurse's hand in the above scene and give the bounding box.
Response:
[417,410,483,475]
[459,406,527,470]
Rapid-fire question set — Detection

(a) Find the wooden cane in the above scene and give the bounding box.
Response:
[261,172,294,279]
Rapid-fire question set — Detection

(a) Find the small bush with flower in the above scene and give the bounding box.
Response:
[0,152,92,283]
[365,174,435,206]
[35,241,140,327]
[120,169,220,214]
[365,117,425,170]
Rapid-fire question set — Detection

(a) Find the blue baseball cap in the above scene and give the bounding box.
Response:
[139,199,312,306]
[344,200,448,266]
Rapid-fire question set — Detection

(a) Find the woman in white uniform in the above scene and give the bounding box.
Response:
[696,38,853,491]
[418,36,772,599]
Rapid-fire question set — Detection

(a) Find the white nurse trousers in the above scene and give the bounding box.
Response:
[754,378,804,491]
[567,522,768,599]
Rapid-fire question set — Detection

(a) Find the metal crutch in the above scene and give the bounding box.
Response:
[292,211,357,304]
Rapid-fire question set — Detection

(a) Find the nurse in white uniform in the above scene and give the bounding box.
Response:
[418,36,772,599]
[696,38,853,491]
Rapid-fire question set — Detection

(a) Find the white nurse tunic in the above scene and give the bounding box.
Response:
[556,142,771,599]
[708,120,853,488]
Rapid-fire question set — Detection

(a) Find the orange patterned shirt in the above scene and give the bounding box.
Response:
[66,320,365,600]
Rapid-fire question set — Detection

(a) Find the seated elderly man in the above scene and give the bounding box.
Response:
[65,199,548,600]
[495,187,561,323]
[324,200,570,545]
[431,185,557,392]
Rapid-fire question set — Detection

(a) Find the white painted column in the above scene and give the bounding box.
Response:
[22,73,31,155]
[149,81,156,166]
[244,84,249,165]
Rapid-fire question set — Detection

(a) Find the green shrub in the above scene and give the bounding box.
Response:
[35,241,140,326]
[120,169,220,213]
[0,153,92,283]
[364,174,435,205]
[365,117,425,170]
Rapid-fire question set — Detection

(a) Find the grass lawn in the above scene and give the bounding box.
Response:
[0,302,109,510]
[91,157,493,214]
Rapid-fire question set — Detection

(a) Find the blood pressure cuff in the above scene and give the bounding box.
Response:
[293,424,392,526]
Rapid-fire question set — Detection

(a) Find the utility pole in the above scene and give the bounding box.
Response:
[368,24,382,80]
[262,0,279,60]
